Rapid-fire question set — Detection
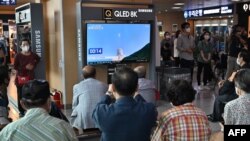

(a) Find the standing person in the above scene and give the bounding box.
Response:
[92,67,157,141]
[225,25,247,79]
[177,22,195,82]
[197,31,213,90]
[0,80,78,141]
[224,69,250,125]
[173,30,181,67]
[13,38,40,117]
[71,65,108,131]
[151,80,211,141]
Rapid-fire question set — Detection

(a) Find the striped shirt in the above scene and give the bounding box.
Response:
[151,103,211,141]
[0,108,78,141]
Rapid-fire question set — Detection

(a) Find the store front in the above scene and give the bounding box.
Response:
[184,5,234,52]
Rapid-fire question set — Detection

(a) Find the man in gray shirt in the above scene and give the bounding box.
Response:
[177,22,195,82]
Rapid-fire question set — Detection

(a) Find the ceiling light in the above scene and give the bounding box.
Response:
[165,9,168,12]
[231,0,240,1]
[172,7,182,9]
[174,3,184,6]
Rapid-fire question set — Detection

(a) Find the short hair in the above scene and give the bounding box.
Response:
[112,67,138,96]
[203,31,211,35]
[175,30,181,38]
[21,38,30,45]
[234,69,250,93]
[82,65,96,79]
[238,49,250,64]
[164,31,170,37]
[21,80,51,109]
[134,66,146,78]
[166,79,196,106]
[181,22,190,30]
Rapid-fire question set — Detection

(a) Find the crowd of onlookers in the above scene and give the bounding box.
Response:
[0,22,250,141]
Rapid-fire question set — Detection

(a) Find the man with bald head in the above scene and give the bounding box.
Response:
[71,65,108,131]
[134,66,156,104]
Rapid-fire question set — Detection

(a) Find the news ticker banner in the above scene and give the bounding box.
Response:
[224,125,250,140]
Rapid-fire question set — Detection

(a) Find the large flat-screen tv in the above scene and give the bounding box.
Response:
[86,23,151,65]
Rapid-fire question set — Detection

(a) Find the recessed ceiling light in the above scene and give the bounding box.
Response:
[174,3,185,6]
[172,7,182,9]
[165,9,168,12]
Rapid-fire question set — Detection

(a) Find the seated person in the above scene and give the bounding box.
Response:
[92,67,157,141]
[0,99,10,130]
[134,66,156,104]
[0,80,77,141]
[151,79,211,141]
[71,65,108,130]
[224,69,250,125]
[208,49,250,122]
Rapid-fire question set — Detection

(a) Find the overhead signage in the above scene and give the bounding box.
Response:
[0,0,16,5]
[103,8,154,20]
[15,9,31,24]
[237,3,250,14]
[184,5,233,18]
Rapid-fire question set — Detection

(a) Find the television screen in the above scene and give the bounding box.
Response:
[86,23,151,65]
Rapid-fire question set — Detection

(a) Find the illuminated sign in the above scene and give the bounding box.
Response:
[243,4,249,12]
[15,9,31,24]
[103,8,153,20]
[184,5,233,18]
[0,0,16,5]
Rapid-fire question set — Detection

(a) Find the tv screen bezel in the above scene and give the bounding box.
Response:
[85,22,152,65]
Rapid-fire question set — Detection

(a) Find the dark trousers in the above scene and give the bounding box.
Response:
[174,57,180,67]
[17,86,25,115]
[180,58,194,82]
[197,62,210,86]
[211,93,238,121]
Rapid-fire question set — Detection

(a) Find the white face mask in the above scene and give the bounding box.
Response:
[236,58,241,65]
[165,35,170,39]
[22,46,30,52]
[204,35,210,40]
[186,28,191,33]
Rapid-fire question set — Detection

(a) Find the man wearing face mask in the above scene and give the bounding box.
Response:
[12,38,40,117]
[224,69,250,125]
[177,22,195,82]
[225,25,247,79]
[207,49,250,122]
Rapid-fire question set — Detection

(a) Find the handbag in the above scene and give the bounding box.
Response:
[17,75,30,85]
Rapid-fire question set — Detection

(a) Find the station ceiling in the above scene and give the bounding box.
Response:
[0,0,250,13]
